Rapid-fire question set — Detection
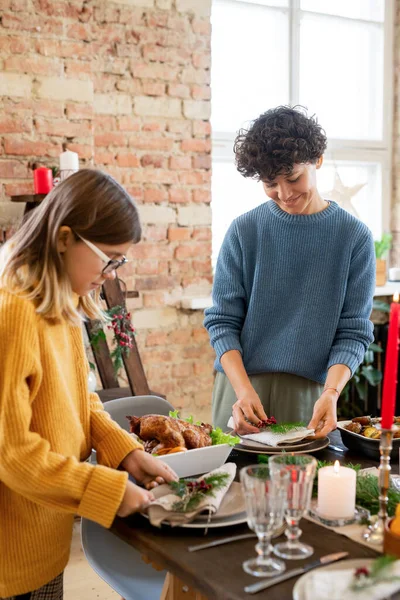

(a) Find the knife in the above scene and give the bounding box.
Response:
[188,533,257,552]
[244,551,349,594]
[328,444,345,453]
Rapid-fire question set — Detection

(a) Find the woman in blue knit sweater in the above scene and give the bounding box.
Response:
[204,106,375,437]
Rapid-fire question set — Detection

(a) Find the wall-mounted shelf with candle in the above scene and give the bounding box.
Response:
[10,194,47,216]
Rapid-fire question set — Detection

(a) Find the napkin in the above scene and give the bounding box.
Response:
[145,462,237,527]
[227,417,314,446]
[303,561,400,600]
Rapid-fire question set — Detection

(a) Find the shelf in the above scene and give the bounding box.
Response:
[10,194,47,203]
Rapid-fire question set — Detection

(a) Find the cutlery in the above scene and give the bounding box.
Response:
[188,533,257,552]
[328,444,345,453]
[244,551,349,594]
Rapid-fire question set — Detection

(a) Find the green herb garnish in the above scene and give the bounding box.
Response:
[350,555,398,591]
[210,427,240,447]
[168,472,230,512]
[266,421,307,434]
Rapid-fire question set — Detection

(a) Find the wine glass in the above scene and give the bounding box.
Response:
[240,464,289,577]
[269,454,317,560]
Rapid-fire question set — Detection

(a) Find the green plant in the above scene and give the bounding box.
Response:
[339,342,383,418]
[338,300,389,418]
[90,305,135,375]
[374,233,392,259]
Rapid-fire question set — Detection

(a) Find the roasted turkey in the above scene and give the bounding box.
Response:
[127,414,213,454]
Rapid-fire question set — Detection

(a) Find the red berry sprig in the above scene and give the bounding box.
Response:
[257,416,277,428]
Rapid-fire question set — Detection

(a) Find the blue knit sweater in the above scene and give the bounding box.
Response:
[204,200,375,384]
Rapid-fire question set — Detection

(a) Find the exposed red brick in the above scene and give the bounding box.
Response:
[142,81,166,96]
[66,143,93,160]
[143,187,168,203]
[4,138,59,157]
[193,189,211,203]
[181,138,210,153]
[169,187,191,203]
[191,84,211,100]
[168,83,190,98]
[140,154,167,169]
[116,153,140,168]
[145,332,169,347]
[192,227,211,241]
[169,156,191,170]
[4,181,34,196]
[0,160,29,178]
[168,227,191,241]
[66,102,93,120]
[0,116,31,134]
[34,118,92,138]
[142,225,168,242]
[4,55,62,77]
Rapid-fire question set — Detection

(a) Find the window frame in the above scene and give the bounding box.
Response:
[211,0,394,235]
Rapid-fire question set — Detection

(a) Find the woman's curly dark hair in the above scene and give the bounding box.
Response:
[234,105,327,182]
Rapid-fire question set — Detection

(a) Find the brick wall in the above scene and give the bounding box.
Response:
[0,0,215,422]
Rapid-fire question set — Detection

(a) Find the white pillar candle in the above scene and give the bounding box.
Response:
[317,460,356,519]
[59,149,79,172]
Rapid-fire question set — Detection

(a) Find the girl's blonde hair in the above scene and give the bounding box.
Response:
[0,169,141,324]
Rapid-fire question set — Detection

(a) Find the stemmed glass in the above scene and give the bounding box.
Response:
[240,464,289,577]
[269,455,317,560]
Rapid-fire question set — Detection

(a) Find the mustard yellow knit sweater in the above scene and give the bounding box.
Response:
[0,289,142,597]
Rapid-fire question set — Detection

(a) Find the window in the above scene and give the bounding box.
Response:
[211,0,393,264]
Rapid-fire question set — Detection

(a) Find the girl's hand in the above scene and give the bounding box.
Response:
[117,480,154,518]
[307,391,338,438]
[120,449,178,490]
[232,387,269,435]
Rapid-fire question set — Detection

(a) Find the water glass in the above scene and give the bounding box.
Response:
[269,454,317,560]
[240,464,289,577]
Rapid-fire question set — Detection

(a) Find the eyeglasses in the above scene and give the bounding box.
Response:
[76,233,128,275]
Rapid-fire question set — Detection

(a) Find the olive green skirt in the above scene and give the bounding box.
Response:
[212,371,323,430]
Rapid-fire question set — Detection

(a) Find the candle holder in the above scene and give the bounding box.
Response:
[309,500,369,527]
[60,169,78,181]
[363,428,394,544]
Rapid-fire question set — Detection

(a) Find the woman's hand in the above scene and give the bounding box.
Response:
[120,449,179,490]
[307,391,338,438]
[232,387,269,435]
[117,480,154,518]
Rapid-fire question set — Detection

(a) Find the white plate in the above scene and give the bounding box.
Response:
[142,482,249,529]
[157,443,232,478]
[293,558,373,600]
[235,436,330,455]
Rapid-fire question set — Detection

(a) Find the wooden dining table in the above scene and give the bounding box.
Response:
[110,430,400,600]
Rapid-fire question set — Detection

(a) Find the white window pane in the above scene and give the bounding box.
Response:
[301,0,384,22]
[318,161,382,239]
[211,160,266,265]
[299,14,383,140]
[211,0,289,133]
[233,0,288,7]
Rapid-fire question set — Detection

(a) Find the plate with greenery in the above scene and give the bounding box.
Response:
[235,421,329,454]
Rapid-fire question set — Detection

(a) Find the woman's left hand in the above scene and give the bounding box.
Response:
[120,449,179,490]
[307,391,338,438]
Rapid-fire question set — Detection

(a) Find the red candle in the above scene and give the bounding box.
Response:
[33,168,53,194]
[381,293,400,429]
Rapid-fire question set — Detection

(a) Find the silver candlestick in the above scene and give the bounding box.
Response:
[363,427,394,544]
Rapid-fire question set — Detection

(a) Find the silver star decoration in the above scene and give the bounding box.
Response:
[323,170,366,218]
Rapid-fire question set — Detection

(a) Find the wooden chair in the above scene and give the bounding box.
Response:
[85,277,158,403]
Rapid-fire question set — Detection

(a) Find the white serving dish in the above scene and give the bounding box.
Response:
[157,443,232,478]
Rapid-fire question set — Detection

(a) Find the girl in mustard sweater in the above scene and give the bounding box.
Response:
[0,170,177,600]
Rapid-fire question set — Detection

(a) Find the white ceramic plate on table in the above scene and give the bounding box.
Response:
[293,558,373,600]
[143,482,287,533]
[157,443,232,478]
[235,436,330,455]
